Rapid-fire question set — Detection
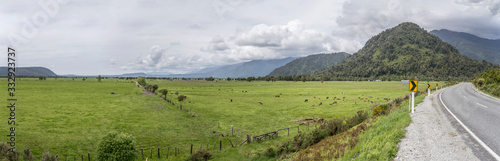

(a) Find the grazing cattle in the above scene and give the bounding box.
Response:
[258,102,263,105]
[333,101,337,104]
[364,100,367,102]
[312,104,315,107]
[319,102,322,106]
[304,99,308,102]
[326,97,329,99]
[275,95,280,98]
[313,96,316,99]
[342,92,344,94]
[231,99,233,102]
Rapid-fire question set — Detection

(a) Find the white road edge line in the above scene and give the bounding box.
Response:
[439,91,500,160]
[477,103,488,108]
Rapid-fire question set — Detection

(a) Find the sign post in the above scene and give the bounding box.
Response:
[427,83,431,96]
[409,80,418,113]
[436,83,438,91]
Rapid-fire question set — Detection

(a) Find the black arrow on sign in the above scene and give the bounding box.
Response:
[410,81,417,91]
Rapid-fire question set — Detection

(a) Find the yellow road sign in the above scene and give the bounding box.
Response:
[427,83,430,89]
[409,80,418,92]
[436,83,438,87]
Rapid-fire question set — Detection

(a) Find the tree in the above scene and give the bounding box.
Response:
[137,76,147,86]
[159,89,168,100]
[152,84,158,93]
[97,75,102,82]
[227,77,232,81]
[205,77,215,81]
[97,132,137,161]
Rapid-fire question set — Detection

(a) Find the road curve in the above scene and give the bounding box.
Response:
[440,82,500,159]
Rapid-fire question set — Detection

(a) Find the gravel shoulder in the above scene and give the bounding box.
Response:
[394,90,481,161]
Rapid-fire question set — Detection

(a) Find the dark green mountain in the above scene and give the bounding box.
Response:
[268,52,349,76]
[430,29,500,64]
[0,67,57,77]
[317,22,499,80]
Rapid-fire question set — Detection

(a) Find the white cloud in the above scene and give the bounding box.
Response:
[1,0,499,75]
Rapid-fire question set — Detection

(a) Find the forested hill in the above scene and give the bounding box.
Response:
[268,52,349,76]
[0,67,57,77]
[430,29,500,64]
[316,22,499,81]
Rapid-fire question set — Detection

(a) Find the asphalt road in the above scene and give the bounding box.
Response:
[440,82,500,159]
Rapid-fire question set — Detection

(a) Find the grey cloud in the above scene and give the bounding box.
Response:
[170,41,181,45]
[203,35,229,52]
[489,2,500,15]
[189,24,202,30]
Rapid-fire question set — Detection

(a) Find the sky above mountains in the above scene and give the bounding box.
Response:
[1,0,500,75]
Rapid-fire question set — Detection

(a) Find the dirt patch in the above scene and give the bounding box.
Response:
[142,89,154,96]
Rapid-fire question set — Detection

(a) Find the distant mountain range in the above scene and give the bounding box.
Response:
[430,29,500,64]
[268,52,349,76]
[0,67,57,77]
[168,57,297,78]
[315,22,499,80]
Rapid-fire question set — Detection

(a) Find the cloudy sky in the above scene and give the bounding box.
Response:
[1,0,500,75]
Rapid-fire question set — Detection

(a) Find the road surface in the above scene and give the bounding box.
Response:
[440,83,500,159]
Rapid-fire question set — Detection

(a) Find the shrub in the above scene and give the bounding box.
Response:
[262,110,369,158]
[178,95,186,102]
[41,150,56,161]
[0,142,8,156]
[23,147,35,161]
[6,149,20,161]
[97,132,137,161]
[187,150,213,161]
[372,104,388,116]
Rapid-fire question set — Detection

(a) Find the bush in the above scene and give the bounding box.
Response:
[178,95,186,102]
[262,110,369,158]
[23,147,35,161]
[187,150,213,161]
[97,132,137,161]
[0,143,19,161]
[41,150,56,161]
[0,142,8,156]
[372,104,388,116]
[6,149,20,161]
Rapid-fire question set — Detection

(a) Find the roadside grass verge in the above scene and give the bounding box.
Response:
[340,94,425,160]
[282,91,428,161]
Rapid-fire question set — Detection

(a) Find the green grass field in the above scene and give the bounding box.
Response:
[0,78,440,160]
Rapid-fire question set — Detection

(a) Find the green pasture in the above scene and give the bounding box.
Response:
[0,78,441,160]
